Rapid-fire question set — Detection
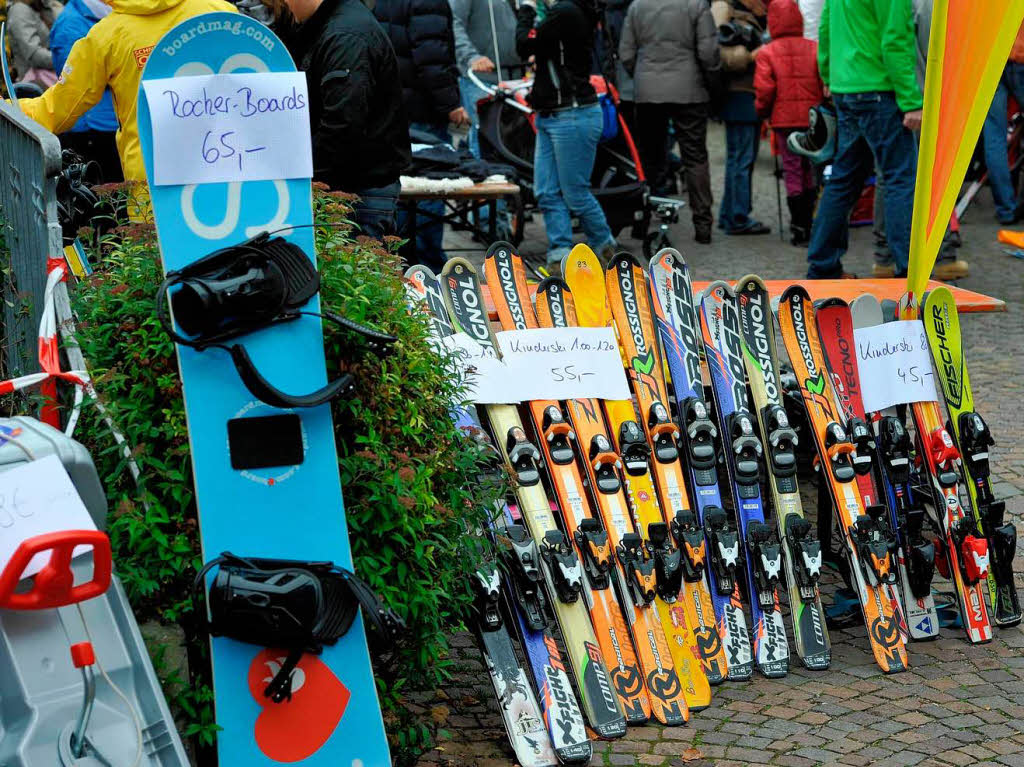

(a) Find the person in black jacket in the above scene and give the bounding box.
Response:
[375,0,467,268]
[284,0,412,239]
[516,0,616,265]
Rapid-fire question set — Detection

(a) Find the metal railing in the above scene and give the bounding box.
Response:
[0,100,62,377]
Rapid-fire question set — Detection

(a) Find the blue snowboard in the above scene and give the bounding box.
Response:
[137,14,390,766]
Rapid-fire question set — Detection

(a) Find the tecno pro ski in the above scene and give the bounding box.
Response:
[405,265,588,764]
[896,292,991,644]
[646,251,755,681]
[535,275,708,714]
[698,282,789,678]
[734,274,830,669]
[439,257,627,738]
[483,244,652,726]
[777,285,908,673]
[922,287,1021,627]
[817,297,934,642]
[566,247,732,683]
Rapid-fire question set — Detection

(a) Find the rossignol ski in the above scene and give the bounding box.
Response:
[646,250,755,681]
[534,274,709,714]
[734,274,830,669]
[440,257,628,738]
[922,286,1020,627]
[698,282,789,678]
[896,293,992,644]
[405,265,588,764]
[483,244,654,726]
[816,297,932,642]
[777,286,908,673]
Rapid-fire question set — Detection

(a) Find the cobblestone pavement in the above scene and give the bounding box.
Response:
[414,123,1024,766]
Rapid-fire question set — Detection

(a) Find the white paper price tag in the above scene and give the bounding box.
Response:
[142,71,313,186]
[854,320,939,413]
[0,454,98,579]
[439,333,521,404]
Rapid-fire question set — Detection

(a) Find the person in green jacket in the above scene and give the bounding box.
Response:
[806,0,923,278]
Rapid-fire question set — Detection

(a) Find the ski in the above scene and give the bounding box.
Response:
[579,249,733,682]
[895,293,992,644]
[732,274,830,669]
[405,265,590,764]
[484,244,652,726]
[534,274,708,714]
[776,285,908,673]
[440,257,628,738]
[922,286,1021,626]
[698,282,789,678]
[817,296,934,642]
[646,251,755,681]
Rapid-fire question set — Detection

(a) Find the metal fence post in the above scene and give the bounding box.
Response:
[0,100,63,377]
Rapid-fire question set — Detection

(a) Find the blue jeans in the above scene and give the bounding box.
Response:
[535,104,615,261]
[807,92,917,278]
[982,62,1024,222]
[354,181,401,240]
[397,121,447,270]
[719,119,761,231]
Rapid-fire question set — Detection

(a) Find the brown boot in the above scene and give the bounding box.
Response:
[932,259,969,281]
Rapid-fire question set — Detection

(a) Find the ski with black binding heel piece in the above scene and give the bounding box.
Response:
[439,257,628,739]
[922,287,1020,627]
[777,285,908,673]
[698,281,789,678]
[733,273,831,669]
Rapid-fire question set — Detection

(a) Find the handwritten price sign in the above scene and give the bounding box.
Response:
[853,319,939,413]
[142,71,313,186]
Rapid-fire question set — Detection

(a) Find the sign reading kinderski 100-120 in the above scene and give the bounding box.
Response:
[142,71,312,186]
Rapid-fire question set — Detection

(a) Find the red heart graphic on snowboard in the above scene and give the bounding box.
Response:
[248,649,350,762]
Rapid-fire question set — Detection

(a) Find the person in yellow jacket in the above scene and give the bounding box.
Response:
[19,0,238,183]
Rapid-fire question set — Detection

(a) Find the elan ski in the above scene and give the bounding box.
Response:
[440,257,628,738]
[698,282,789,678]
[922,286,1020,627]
[734,274,830,669]
[484,244,653,726]
[777,285,908,673]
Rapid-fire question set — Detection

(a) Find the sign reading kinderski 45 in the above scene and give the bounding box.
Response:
[142,71,312,186]
[854,319,938,413]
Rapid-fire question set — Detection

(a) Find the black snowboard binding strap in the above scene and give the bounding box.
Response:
[703,506,739,596]
[647,521,684,599]
[194,552,403,703]
[726,412,763,499]
[157,232,396,409]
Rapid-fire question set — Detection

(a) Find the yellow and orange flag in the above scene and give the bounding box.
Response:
[908,0,1024,296]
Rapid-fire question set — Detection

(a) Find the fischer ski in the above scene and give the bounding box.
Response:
[698,282,789,678]
[440,257,628,738]
[777,285,908,673]
[484,244,654,726]
[734,273,830,669]
[535,274,710,713]
[895,292,992,644]
[405,265,590,764]
[922,286,1020,627]
[817,296,935,642]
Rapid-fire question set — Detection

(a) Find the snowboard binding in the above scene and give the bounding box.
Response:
[703,506,740,595]
[616,534,657,606]
[573,517,614,590]
[589,434,624,494]
[618,420,652,476]
[541,405,577,465]
[950,518,990,585]
[647,522,685,599]
[669,510,708,583]
[157,231,396,408]
[473,563,504,631]
[784,516,822,602]
[850,512,898,586]
[763,404,798,491]
[679,397,719,484]
[846,416,875,476]
[646,401,681,463]
[745,522,783,610]
[194,552,403,703]
[502,524,548,630]
[726,412,763,499]
[824,422,857,482]
[540,531,585,603]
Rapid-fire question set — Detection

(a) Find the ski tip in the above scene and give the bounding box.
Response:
[779,283,811,303]
[484,240,517,261]
[537,275,571,293]
[701,279,736,302]
[735,274,768,294]
[605,250,642,274]
[403,264,437,281]
[814,296,849,310]
[650,246,684,272]
[441,256,477,277]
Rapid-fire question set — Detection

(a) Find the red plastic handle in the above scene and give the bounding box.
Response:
[0,530,112,610]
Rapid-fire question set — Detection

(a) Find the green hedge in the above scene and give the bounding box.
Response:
[67,188,501,763]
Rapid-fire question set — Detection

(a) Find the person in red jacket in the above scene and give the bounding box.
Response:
[754,0,822,245]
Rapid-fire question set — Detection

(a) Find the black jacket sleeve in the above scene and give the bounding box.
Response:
[408,0,462,119]
[516,3,581,59]
[310,30,374,175]
[515,4,538,59]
